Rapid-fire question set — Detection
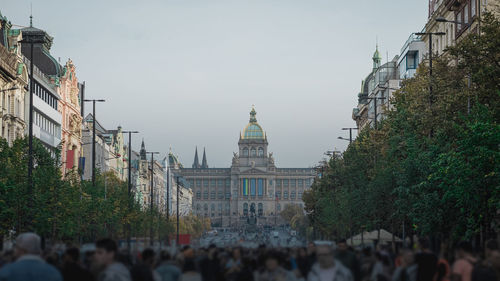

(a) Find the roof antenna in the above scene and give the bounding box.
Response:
[29,2,33,27]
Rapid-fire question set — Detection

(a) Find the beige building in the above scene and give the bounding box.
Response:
[0,13,29,145]
[424,0,500,56]
[170,107,315,227]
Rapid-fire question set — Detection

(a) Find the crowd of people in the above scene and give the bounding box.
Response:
[0,233,499,281]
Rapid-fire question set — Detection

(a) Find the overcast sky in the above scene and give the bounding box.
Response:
[2,0,427,168]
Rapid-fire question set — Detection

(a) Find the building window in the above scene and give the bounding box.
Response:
[464,3,469,25]
[471,0,476,18]
[243,148,249,156]
[298,179,303,187]
[258,147,264,157]
[258,179,264,196]
[250,179,256,196]
[203,179,208,187]
[275,191,281,199]
[407,52,418,69]
[276,179,281,187]
[218,203,222,211]
[203,190,208,199]
[210,179,216,187]
[251,148,256,157]
[226,192,231,199]
[196,179,201,187]
[243,203,248,216]
[217,179,224,187]
[211,203,215,211]
[218,190,224,199]
[196,191,201,199]
[258,203,263,216]
[291,179,296,187]
[204,204,208,211]
[283,179,289,187]
[210,191,216,199]
[298,191,303,199]
[291,191,296,199]
[225,179,231,187]
[284,190,288,199]
[277,203,281,212]
[196,204,201,210]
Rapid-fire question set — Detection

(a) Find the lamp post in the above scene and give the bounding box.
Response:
[123,130,138,253]
[20,26,46,230]
[147,151,160,246]
[83,99,105,186]
[338,127,358,143]
[414,31,445,121]
[176,176,181,246]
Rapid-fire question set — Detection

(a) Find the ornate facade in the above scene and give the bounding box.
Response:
[58,59,82,174]
[170,107,315,227]
[0,12,29,145]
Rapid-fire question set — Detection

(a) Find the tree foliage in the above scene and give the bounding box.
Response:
[304,14,500,244]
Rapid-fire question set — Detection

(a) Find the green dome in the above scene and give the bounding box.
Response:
[242,107,265,139]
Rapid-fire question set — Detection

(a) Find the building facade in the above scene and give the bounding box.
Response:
[58,59,82,174]
[424,0,499,56]
[170,108,315,227]
[352,46,400,130]
[0,12,29,145]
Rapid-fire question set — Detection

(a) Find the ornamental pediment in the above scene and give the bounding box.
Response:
[240,167,266,175]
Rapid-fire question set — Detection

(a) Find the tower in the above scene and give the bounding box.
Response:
[238,106,268,167]
[140,139,146,160]
[192,147,200,168]
[201,147,208,168]
[372,44,382,71]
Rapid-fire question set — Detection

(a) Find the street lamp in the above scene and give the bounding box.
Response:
[20,22,47,230]
[83,99,105,186]
[123,130,139,253]
[176,176,182,246]
[147,151,160,246]
[339,127,358,143]
[414,31,445,119]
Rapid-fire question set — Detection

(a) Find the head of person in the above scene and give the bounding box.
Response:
[14,232,42,259]
[94,238,118,267]
[485,239,499,258]
[400,249,414,267]
[264,251,282,272]
[455,241,473,259]
[160,251,172,262]
[316,244,335,269]
[63,247,80,264]
[232,247,241,260]
[142,248,156,265]
[337,239,348,252]
[418,237,431,251]
[307,242,316,255]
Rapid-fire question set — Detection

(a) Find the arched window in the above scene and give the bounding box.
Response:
[258,147,264,157]
[243,203,248,216]
[251,148,256,157]
[243,148,249,156]
[258,203,263,216]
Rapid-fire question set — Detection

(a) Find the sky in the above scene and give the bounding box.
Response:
[1,0,428,168]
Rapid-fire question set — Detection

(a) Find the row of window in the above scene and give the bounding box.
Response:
[275,190,303,200]
[242,147,264,157]
[191,178,231,188]
[275,178,312,188]
[34,81,58,110]
[196,190,231,200]
[1,92,23,118]
[34,111,61,137]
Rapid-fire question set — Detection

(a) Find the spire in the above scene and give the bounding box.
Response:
[30,3,33,27]
[201,147,208,168]
[372,43,381,70]
[192,146,200,168]
[140,139,146,160]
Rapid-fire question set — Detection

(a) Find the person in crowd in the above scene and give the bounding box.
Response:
[225,247,243,281]
[254,250,296,281]
[370,251,392,281]
[131,248,160,281]
[199,244,221,281]
[155,251,182,281]
[0,232,62,281]
[360,247,376,281]
[93,238,132,281]
[61,247,95,281]
[451,241,477,281]
[415,237,438,281]
[336,239,361,281]
[297,247,312,279]
[307,244,354,281]
[391,250,417,281]
[179,258,202,281]
[471,239,500,281]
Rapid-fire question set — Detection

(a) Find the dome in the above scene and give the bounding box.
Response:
[242,107,265,140]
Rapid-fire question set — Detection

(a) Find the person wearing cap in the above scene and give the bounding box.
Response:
[0,232,62,281]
